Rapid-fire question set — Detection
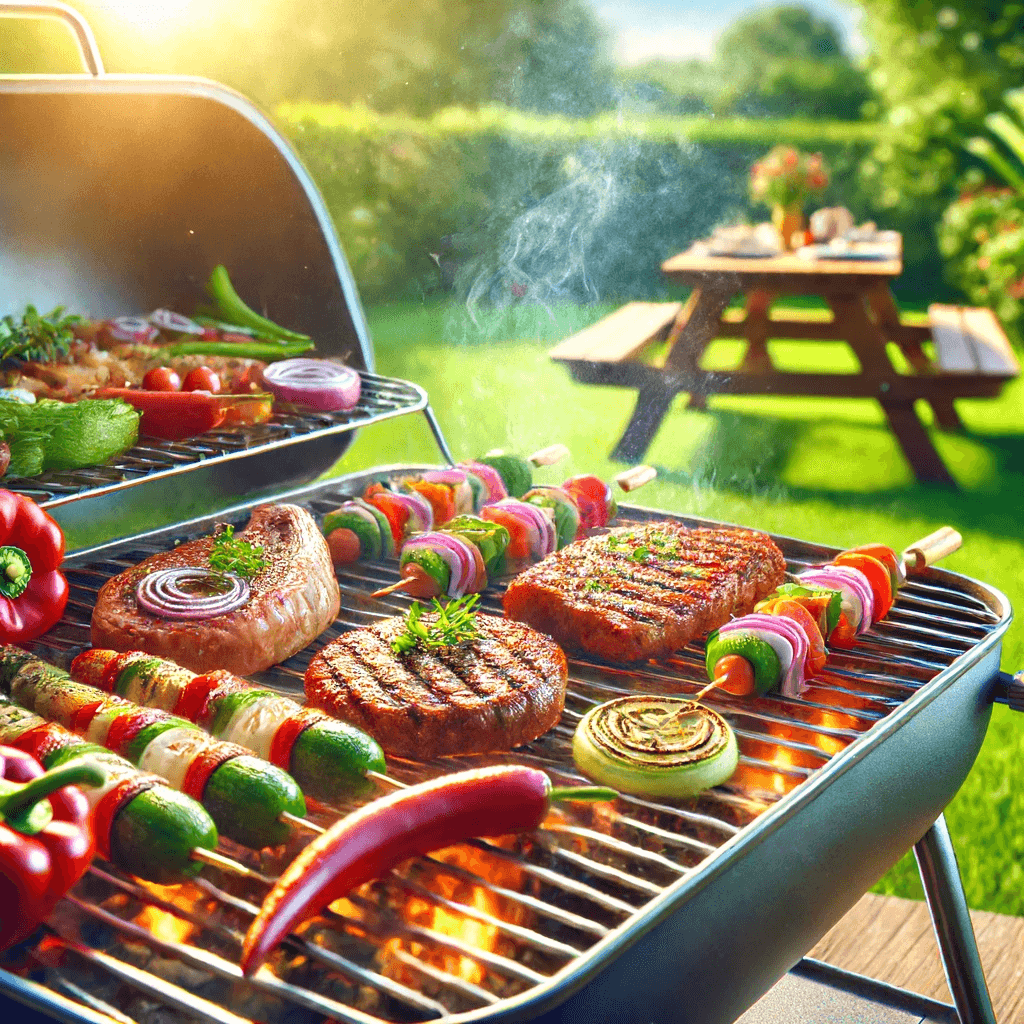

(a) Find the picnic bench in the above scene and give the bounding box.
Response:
[550,241,1020,485]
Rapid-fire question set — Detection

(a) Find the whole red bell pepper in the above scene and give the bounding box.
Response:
[0,491,69,644]
[0,744,102,950]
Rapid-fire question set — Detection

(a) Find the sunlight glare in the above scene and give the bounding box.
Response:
[99,0,202,33]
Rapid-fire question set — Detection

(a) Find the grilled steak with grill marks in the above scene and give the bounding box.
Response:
[91,504,340,676]
[304,614,567,760]
[503,521,786,663]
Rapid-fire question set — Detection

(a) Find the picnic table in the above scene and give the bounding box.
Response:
[550,233,1019,485]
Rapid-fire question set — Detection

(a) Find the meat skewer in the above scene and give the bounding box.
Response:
[697,527,963,701]
[1,648,313,850]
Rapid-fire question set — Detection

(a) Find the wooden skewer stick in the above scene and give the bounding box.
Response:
[371,577,418,598]
[189,847,273,885]
[615,464,657,492]
[902,526,962,573]
[279,811,324,834]
[367,769,408,789]
[693,677,724,701]
[527,443,570,466]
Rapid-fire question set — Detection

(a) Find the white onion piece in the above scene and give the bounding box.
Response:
[718,621,795,694]
[149,309,203,334]
[262,358,361,412]
[799,568,872,632]
[136,568,250,620]
[108,316,159,344]
[722,613,809,696]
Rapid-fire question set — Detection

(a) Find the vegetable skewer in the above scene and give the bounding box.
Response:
[698,528,963,701]
[2,649,309,850]
[240,765,615,976]
[70,650,386,804]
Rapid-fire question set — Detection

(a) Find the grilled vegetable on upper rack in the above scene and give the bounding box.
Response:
[0,743,100,951]
[71,649,386,803]
[3,651,306,850]
[698,529,962,700]
[304,597,569,760]
[573,696,738,798]
[90,504,340,677]
[0,491,69,645]
[93,388,273,441]
[240,765,616,976]
[0,688,218,882]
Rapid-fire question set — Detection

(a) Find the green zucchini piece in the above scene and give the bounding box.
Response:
[478,452,532,498]
[203,755,305,849]
[290,721,385,803]
[400,548,451,591]
[109,786,218,883]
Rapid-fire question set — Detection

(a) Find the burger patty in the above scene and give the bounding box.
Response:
[305,613,567,760]
[503,521,786,663]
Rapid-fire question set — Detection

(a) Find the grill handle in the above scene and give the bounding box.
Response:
[991,671,1024,711]
[0,1,105,75]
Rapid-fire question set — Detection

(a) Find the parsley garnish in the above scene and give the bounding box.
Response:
[583,579,611,592]
[0,306,81,365]
[209,524,267,579]
[392,594,481,654]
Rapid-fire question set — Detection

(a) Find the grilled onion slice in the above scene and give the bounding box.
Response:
[573,696,738,798]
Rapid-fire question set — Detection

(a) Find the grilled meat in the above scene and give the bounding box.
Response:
[305,613,567,760]
[502,521,786,663]
[91,504,340,676]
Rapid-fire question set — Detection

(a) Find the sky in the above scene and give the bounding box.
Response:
[591,0,866,65]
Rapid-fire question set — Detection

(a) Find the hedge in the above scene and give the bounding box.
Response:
[276,103,950,306]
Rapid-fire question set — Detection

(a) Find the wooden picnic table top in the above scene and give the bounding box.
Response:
[662,233,903,289]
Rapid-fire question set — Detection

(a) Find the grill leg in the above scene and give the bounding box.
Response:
[913,815,996,1024]
[421,404,456,465]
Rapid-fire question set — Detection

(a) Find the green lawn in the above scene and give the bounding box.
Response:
[337,298,1024,916]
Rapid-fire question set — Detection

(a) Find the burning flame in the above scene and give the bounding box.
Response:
[383,842,527,987]
[132,882,201,946]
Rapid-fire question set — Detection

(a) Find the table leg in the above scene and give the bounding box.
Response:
[611,287,733,462]
[867,285,965,433]
[740,289,775,373]
[827,292,956,485]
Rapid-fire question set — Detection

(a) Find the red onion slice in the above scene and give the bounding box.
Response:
[423,469,474,515]
[487,499,545,558]
[108,316,159,344]
[390,491,433,533]
[506,498,557,557]
[799,567,873,632]
[720,612,809,696]
[458,461,508,505]
[149,309,203,335]
[136,568,250,620]
[404,533,476,597]
[262,359,361,412]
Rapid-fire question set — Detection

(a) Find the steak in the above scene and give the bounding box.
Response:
[91,504,340,676]
[305,613,567,760]
[502,521,786,663]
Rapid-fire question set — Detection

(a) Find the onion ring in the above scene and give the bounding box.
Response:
[136,568,250,620]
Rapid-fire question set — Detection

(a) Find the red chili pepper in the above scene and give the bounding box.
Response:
[240,765,615,975]
[0,492,69,645]
[93,388,227,441]
[0,744,102,950]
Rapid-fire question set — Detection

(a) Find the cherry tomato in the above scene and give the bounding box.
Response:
[326,528,361,566]
[181,367,222,394]
[142,366,182,392]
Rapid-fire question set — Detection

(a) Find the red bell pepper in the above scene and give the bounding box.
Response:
[0,744,102,950]
[240,765,615,975]
[0,492,69,644]
[93,388,227,440]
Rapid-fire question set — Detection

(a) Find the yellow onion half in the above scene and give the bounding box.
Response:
[573,696,738,798]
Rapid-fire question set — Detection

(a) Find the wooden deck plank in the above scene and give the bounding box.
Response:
[810,893,1024,1022]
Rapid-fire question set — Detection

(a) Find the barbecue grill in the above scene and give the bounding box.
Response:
[1,7,1019,1023]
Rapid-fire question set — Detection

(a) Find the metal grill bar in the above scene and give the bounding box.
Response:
[0,485,1010,1024]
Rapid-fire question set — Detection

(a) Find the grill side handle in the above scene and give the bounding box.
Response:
[0,2,104,75]
[991,670,1024,711]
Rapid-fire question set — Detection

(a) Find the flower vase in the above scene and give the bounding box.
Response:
[772,205,805,251]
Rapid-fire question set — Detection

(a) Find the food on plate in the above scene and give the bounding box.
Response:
[700,543,908,700]
[0,491,69,644]
[573,696,738,797]
[304,597,568,760]
[503,522,787,663]
[0,685,218,881]
[261,358,361,412]
[0,742,100,951]
[3,651,306,850]
[240,764,615,976]
[91,504,340,676]
[71,649,386,803]
[0,397,139,477]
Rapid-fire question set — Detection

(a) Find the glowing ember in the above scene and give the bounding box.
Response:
[132,882,203,945]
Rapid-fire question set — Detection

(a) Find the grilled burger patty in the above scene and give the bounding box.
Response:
[503,521,786,663]
[305,613,567,760]
[92,504,340,676]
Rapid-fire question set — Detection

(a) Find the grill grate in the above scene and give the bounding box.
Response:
[1,488,1008,1024]
[1,372,429,509]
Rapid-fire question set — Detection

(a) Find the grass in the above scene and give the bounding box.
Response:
[336,297,1024,917]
